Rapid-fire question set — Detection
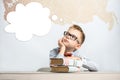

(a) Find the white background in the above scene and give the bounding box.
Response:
[0,0,120,72]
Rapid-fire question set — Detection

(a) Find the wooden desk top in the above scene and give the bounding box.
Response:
[0,71,120,80]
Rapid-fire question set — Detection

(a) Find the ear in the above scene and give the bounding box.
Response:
[75,44,81,50]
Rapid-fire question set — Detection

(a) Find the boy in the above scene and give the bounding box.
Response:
[49,24,98,72]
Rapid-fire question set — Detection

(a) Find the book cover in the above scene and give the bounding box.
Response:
[50,65,80,73]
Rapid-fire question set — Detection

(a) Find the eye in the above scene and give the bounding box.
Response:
[66,32,69,35]
[71,35,77,40]
[67,32,71,36]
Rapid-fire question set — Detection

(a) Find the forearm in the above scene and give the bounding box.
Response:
[55,45,66,58]
[82,64,98,71]
[82,57,98,71]
[64,58,83,67]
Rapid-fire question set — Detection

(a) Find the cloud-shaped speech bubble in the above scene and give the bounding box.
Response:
[5,2,51,41]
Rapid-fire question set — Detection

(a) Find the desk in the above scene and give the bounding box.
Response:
[0,72,120,80]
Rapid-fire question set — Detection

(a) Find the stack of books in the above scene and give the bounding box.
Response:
[50,58,82,72]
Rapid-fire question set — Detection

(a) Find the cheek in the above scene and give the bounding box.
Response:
[62,37,66,40]
[71,42,79,47]
[68,41,77,47]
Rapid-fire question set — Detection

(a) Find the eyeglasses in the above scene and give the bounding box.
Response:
[63,31,80,44]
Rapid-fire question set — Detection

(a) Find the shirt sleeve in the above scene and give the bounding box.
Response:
[73,51,98,72]
[49,48,64,58]
[81,57,98,72]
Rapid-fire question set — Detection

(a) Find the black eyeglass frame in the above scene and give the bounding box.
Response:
[63,31,80,44]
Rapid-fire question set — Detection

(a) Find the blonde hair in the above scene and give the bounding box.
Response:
[69,24,85,44]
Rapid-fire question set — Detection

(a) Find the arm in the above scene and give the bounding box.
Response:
[49,48,64,58]
[82,57,98,72]
[49,38,66,58]
[72,51,98,72]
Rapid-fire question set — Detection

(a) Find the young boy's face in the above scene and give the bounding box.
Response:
[62,28,82,50]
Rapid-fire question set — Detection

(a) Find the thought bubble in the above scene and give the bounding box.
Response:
[5,2,51,41]
[52,15,58,21]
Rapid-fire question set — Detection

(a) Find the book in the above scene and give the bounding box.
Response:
[50,58,82,72]
[50,58,83,67]
[50,58,64,66]
[50,58,64,65]
[50,65,80,73]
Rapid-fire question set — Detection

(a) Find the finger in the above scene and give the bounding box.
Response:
[58,39,61,43]
[59,38,62,43]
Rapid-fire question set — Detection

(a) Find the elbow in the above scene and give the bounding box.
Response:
[88,66,99,72]
[82,64,99,72]
[89,68,98,72]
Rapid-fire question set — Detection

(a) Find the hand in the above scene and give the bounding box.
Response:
[58,38,65,48]
[58,38,66,54]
